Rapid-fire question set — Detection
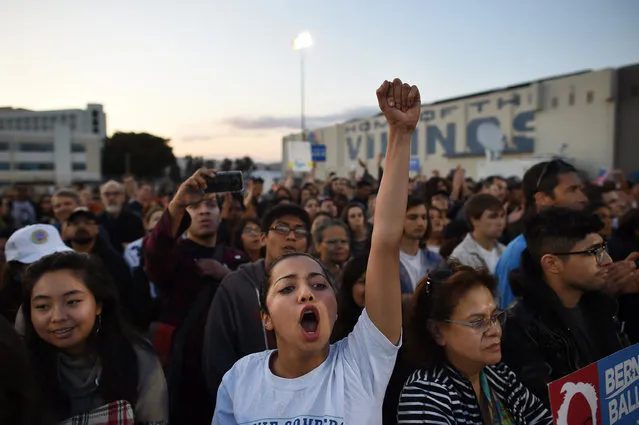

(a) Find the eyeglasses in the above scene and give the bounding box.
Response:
[535,159,571,191]
[551,242,608,265]
[270,225,308,238]
[242,228,261,236]
[443,310,507,332]
[324,239,349,246]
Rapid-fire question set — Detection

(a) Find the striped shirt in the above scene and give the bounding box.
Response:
[397,362,552,425]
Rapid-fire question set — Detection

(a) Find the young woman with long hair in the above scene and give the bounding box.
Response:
[21,252,168,424]
[212,78,419,425]
[330,255,367,342]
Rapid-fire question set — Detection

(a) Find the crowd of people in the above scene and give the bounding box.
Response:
[1,78,639,425]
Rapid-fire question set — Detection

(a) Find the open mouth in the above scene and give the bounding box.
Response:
[299,306,320,339]
[282,245,296,253]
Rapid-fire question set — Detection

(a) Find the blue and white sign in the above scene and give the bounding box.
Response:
[410,157,420,172]
[598,344,639,425]
[311,144,327,162]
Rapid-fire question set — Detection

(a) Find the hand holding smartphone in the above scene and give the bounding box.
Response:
[203,171,244,193]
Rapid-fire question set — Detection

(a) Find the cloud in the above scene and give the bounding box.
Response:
[180,134,213,143]
[222,106,380,131]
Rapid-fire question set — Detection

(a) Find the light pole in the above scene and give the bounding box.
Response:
[292,31,313,141]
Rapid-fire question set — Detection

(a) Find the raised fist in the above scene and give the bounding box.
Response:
[376,78,421,134]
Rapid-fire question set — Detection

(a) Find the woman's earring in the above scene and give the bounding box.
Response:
[95,314,102,335]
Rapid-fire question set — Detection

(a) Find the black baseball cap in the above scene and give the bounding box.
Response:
[68,207,97,223]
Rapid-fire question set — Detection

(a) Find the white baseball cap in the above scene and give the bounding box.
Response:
[5,224,73,264]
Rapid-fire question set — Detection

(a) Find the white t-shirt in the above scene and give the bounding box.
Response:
[476,244,501,274]
[400,250,424,291]
[212,309,400,425]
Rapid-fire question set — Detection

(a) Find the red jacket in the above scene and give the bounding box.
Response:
[144,209,248,425]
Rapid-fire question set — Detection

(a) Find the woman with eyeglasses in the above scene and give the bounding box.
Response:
[232,218,264,262]
[397,264,551,425]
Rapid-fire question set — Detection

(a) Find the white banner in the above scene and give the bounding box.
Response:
[286,141,313,172]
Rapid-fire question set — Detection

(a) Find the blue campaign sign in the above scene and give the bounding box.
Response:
[311,144,326,162]
[409,157,420,172]
[549,344,639,425]
[597,344,639,425]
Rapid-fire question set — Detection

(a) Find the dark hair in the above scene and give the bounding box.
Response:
[0,315,44,425]
[341,203,365,228]
[481,175,505,189]
[522,159,578,208]
[524,207,603,265]
[313,219,350,246]
[261,204,311,234]
[233,218,262,253]
[21,252,147,420]
[464,194,503,230]
[0,261,28,323]
[406,195,426,212]
[319,197,334,208]
[259,252,336,314]
[331,255,368,342]
[406,263,497,369]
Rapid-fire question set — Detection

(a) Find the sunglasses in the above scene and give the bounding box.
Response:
[535,159,571,192]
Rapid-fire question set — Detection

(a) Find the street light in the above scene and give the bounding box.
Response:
[292,31,313,140]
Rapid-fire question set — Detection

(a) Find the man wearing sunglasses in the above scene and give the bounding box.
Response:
[494,159,589,308]
[501,207,632,406]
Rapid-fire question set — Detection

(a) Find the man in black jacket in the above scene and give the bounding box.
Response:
[502,207,633,406]
[203,204,311,406]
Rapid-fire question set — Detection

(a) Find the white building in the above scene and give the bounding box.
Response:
[0,104,106,187]
[283,63,639,180]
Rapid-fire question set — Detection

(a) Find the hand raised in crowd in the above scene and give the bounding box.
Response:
[376,78,420,134]
[602,252,639,295]
[170,168,216,210]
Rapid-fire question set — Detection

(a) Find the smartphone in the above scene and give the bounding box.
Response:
[204,171,244,193]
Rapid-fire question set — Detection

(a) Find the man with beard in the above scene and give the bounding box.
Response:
[144,169,248,425]
[399,195,443,294]
[494,160,588,308]
[97,180,145,254]
[65,207,135,322]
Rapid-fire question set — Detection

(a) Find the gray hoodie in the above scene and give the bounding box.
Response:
[202,259,274,405]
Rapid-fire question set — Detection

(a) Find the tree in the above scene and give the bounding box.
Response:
[220,158,233,171]
[102,132,177,179]
[204,159,216,169]
[233,156,255,172]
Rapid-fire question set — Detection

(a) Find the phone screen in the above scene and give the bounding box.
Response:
[204,172,244,193]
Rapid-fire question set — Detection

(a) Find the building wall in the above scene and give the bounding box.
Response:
[534,68,617,177]
[614,64,639,175]
[0,104,105,186]
[284,66,626,180]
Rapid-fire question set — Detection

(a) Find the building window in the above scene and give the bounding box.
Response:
[587,91,594,103]
[72,162,87,171]
[0,142,8,151]
[0,163,9,171]
[551,97,558,108]
[71,143,86,153]
[16,162,54,171]
[568,93,575,106]
[18,143,53,152]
